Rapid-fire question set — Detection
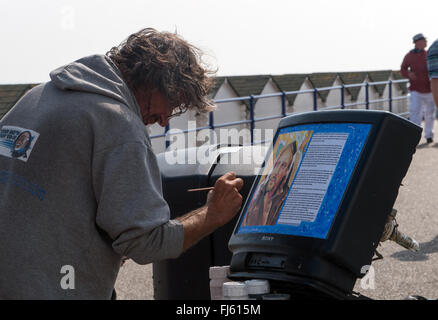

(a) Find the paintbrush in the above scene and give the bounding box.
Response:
[187,187,215,192]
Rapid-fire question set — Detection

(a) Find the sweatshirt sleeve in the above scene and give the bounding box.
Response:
[92,141,184,265]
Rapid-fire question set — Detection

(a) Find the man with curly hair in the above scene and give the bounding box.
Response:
[0,28,243,299]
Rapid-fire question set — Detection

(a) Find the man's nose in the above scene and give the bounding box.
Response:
[158,114,169,127]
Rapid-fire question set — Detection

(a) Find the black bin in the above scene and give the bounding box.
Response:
[153,144,268,299]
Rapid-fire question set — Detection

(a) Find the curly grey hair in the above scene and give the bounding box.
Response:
[107,28,216,113]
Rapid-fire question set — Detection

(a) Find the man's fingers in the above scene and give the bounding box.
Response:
[223,171,236,180]
[217,172,244,191]
[233,177,244,191]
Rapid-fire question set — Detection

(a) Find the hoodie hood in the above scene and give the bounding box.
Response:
[49,54,141,118]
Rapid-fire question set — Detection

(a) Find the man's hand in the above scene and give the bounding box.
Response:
[205,172,244,228]
[176,172,244,252]
[408,71,417,81]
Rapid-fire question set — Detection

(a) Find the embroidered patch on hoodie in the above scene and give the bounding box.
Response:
[0,126,40,162]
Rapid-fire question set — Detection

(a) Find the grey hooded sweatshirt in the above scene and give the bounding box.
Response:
[0,55,184,299]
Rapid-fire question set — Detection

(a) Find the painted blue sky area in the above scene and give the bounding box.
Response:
[238,122,371,239]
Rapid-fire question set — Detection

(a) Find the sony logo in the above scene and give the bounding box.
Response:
[261,235,274,241]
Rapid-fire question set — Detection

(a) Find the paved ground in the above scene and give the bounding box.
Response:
[114,126,438,300]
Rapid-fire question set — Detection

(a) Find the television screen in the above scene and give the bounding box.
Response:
[237,122,371,239]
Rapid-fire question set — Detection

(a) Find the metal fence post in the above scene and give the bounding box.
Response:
[165,124,170,149]
[388,80,393,112]
[313,89,318,111]
[365,82,370,110]
[341,85,345,109]
[209,110,215,144]
[209,111,214,130]
[281,91,286,117]
[249,95,255,144]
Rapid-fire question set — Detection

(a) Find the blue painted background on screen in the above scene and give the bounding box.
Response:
[237,122,371,239]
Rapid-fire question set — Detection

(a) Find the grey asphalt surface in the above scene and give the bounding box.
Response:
[114,127,438,300]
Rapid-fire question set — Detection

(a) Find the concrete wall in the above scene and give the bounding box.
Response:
[389,75,409,115]
[324,77,343,109]
[292,79,319,114]
[210,80,249,146]
[253,79,282,143]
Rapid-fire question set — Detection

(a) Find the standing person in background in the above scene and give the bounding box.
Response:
[401,33,436,144]
[427,38,438,109]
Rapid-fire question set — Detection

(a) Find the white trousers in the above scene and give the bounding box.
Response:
[409,91,435,139]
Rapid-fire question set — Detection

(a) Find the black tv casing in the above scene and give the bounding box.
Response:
[228,110,421,296]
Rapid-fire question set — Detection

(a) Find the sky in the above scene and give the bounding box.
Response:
[1,0,437,84]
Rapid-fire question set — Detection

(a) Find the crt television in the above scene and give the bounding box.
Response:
[228,110,421,296]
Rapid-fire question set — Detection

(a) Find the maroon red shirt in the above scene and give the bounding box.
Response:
[401,49,431,93]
